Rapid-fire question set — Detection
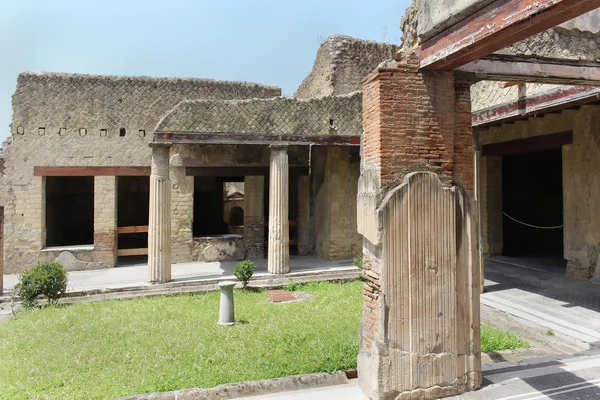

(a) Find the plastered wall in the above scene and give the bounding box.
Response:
[477,104,600,279]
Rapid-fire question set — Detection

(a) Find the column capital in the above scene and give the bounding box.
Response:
[269,144,288,149]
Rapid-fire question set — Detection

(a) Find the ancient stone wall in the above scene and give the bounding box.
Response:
[5,73,280,273]
[295,35,398,99]
[476,105,600,280]
[315,147,361,260]
[190,236,245,263]
[155,92,363,138]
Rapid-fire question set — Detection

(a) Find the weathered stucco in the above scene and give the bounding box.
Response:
[477,104,600,279]
[315,147,361,260]
[295,35,398,99]
[4,73,280,273]
[190,235,245,263]
[154,92,363,138]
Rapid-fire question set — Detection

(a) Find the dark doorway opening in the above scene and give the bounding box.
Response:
[502,148,564,259]
[194,176,244,237]
[46,176,94,247]
[117,176,149,259]
[228,206,244,227]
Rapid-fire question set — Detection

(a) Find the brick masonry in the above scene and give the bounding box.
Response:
[357,53,480,399]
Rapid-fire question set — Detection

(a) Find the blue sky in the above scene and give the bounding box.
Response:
[0,0,411,143]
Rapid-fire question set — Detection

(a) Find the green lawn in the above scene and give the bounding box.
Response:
[0,281,527,400]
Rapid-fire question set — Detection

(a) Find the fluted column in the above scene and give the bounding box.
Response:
[268,146,289,274]
[148,144,172,283]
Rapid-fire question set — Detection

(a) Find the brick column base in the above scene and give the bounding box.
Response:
[357,53,481,400]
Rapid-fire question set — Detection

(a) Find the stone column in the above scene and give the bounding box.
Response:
[268,146,289,274]
[357,54,481,399]
[297,175,311,256]
[244,175,264,259]
[93,176,117,268]
[148,144,172,283]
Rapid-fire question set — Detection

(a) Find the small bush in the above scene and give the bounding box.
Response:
[234,260,255,288]
[14,261,68,307]
[352,254,363,268]
[283,278,300,292]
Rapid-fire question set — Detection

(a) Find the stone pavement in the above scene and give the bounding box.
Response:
[241,350,600,399]
[2,256,356,295]
[483,258,600,348]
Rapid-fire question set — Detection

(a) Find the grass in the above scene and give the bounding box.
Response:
[481,323,529,352]
[0,281,528,399]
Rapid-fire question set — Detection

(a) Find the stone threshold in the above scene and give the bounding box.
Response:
[113,371,350,400]
[41,244,95,252]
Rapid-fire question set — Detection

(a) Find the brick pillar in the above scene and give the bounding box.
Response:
[148,144,172,283]
[297,175,311,256]
[93,176,117,268]
[357,54,481,399]
[244,175,264,259]
[268,146,289,274]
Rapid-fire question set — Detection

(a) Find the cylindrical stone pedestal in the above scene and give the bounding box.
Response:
[148,144,172,284]
[217,281,236,326]
[268,146,289,274]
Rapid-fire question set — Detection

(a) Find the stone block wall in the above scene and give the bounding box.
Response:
[4,73,281,273]
[295,35,399,99]
[476,105,600,280]
[93,176,117,268]
[315,147,361,260]
[479,156,503,258]
[244,175,264,259]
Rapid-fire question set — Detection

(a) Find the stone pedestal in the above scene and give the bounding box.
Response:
[357,54,481,400]
[268,146,289,274]
[244,175,265,259]
[217,280,236,325]
[148,144,172,283]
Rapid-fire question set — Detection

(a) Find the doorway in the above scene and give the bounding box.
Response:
[502,148,564,265]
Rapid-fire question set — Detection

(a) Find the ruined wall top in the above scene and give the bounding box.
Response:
[9,72,281,139]
[155,92,362,138]
[401,2,600,60]
[294,35,398,99]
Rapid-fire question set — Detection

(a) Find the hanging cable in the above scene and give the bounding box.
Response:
[502,212,563,230]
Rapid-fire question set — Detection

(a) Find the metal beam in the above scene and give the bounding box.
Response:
[420,0,600,70]
[154,132,361,146]
[457,58,600,86]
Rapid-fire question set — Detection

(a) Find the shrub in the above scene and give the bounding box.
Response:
[14,261,68,307]
[352,254,363,268]
[234,260,255,288]
[283,278,300,292]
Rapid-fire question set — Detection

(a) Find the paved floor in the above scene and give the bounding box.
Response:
[483,258,600,347]
[2,256,355,294]
[242,350,600,399]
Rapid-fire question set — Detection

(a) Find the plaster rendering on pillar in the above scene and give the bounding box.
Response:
[268,146,290,274]
[148,144,172,284]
